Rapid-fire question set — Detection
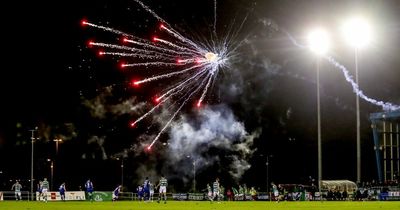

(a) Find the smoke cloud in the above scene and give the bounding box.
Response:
[84,135,107,160]
[166,104,261,181]
[82,86,147,119]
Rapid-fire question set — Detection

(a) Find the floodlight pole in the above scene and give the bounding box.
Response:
[53,138,62,191]
[317,58,322,197]
[121,158,124,187]
[266,156,269,194]
[355,48,361,184]
[193,160,196,193]
[308,28,329,198]
[50,160,54,191]
[29,128,37,201]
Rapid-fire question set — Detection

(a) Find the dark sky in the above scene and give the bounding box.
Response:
[1,0,400,192]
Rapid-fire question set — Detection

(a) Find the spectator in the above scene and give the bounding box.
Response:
[226,188,233,201]
[232,186,238,201]
[342,190,348,200]
[238,185,244,201]
[250,187,257,201]
[309,183,317,201]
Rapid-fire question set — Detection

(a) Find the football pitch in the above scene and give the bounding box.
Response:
[1,201,400,210]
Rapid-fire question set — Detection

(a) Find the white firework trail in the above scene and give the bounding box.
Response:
[83,0,235,149]
[325,57,400,111]
[282,30,400,111]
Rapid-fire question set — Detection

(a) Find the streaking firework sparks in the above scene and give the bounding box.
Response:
[82,1,235,149]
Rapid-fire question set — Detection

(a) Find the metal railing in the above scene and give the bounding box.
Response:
[1,191,31,201]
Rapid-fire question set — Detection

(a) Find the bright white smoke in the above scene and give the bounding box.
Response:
[167,104,261,180]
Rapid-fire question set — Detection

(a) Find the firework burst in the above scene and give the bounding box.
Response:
[82,0,239,149]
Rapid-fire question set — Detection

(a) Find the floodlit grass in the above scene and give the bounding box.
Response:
[1,201,399,210]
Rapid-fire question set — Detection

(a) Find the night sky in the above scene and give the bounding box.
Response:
[1,0,399,192]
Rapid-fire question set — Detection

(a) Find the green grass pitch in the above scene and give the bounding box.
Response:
[1,201,399,210]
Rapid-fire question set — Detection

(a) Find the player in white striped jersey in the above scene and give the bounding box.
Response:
[156,175,168,204]
[213,178,221,202]
[11,180,22,200]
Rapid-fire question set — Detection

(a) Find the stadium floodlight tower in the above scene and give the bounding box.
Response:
[342,17,372,184]
[308,28,330,197]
